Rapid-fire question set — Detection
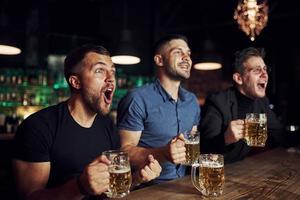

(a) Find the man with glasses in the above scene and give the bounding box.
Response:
[199,47,286,163]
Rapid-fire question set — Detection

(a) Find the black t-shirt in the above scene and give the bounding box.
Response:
[13,101,120,187]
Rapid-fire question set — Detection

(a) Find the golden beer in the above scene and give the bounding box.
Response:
[107,166,132,198]
[199,162,225,197]
[103,150,132,198]
[245,121,267,147]
[184,141,200,165]
[182,130,200,166]
[191,154,224,197]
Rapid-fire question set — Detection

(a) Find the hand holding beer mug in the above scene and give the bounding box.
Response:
[182,130,200,166]
[191,154,225,197]
[103,150,132,198]
[244,113,267,147]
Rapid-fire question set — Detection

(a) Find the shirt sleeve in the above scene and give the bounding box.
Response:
[12,114,53,162]
[117,91,146,132]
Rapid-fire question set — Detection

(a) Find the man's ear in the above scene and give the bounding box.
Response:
[69,75,81,90]
[233,72,243,85]
[154,54,163,67]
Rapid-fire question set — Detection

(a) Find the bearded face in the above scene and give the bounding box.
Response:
[78,52,116,115]
[161,39,192,81]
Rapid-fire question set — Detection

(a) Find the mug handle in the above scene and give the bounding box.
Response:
[191,163,202,192]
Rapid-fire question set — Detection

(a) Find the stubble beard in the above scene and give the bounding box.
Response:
[165,65,190,81]
[82,89,110,116]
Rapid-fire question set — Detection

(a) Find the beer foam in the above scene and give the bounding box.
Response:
[110,166,131,173]
[185,140,199,144]
[201,161,223,168]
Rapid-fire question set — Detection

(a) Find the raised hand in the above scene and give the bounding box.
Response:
[139,154,162,182]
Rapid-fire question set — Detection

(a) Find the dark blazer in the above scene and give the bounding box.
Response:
[199,87,285,163]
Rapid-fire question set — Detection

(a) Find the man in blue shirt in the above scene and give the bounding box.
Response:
[117,34,200,183]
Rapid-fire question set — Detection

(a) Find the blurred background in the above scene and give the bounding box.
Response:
[0,0,300,198]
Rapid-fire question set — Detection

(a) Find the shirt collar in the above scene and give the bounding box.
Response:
[154,79,187,102]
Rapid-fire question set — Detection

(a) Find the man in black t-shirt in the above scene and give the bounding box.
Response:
[12,45,161,199]
[199,47,286,163]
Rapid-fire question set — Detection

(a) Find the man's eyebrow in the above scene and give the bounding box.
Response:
[91,61,107,69]
[254,65,267,68]
[93,61,106,66]
[169,47,191,53]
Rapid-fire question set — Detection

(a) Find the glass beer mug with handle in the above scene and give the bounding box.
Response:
[102,150,132,198]
[182,130,200,166]
[244,113,268,147]
[191,154,225,197]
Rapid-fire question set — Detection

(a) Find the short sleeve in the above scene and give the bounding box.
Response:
[117,91,146,132]
[12,114,53,162]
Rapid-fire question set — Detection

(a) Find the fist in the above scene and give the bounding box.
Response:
[168,134,186,164]
[139,155,162,182]
[224,119,245,145]
[79,155,111,195]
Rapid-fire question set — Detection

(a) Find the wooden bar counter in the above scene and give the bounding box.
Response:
[124,148,300,200]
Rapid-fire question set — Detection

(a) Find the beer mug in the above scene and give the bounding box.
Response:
[103,150,132,198]
[191,154,225,197]
[182,130,200,166]
[244,113,267,147]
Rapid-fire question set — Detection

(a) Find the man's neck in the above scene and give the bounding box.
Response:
[67,95,97,128]
[158,76,181,101]
[236,87,256,100]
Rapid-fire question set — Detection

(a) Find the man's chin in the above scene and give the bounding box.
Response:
[98,105,111,116]
[177,74,190,81]
[180,71,190,78]
[255,92,266,98]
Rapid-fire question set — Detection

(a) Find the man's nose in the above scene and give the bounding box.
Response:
[106,71,115,83]
[260,68,268,76]
[182,52,191,62]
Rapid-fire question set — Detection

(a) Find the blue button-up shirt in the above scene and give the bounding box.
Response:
[117,79,200,182]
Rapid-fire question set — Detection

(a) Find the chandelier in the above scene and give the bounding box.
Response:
[234,0,269,41]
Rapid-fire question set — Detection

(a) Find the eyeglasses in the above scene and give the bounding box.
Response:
[245,66,271,75]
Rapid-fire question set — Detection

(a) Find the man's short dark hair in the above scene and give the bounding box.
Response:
[234,47,265,74]
[64,44,110,90]
[153,34,188,55]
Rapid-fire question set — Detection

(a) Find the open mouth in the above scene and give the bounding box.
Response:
[178,62,190,70]
[103,87,114,104]
[257,82,266,90]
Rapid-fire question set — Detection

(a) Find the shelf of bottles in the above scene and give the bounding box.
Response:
[0,68,69,107]
[113,69,154,110]
[0,67,153,134]
[0,68,69,134]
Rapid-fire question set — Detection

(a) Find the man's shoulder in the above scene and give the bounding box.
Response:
[124,83,156,100]
[22,102,65,126]
[132,82,155,94]
[207,87,235,104]
[180,87,198,100]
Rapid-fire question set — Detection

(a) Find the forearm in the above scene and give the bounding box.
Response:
[121,145,168,168]
[25,178,84,200]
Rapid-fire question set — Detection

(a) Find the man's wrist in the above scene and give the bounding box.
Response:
[76,175,89,196]
[131,171,143,189]
[161,145,170,162]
